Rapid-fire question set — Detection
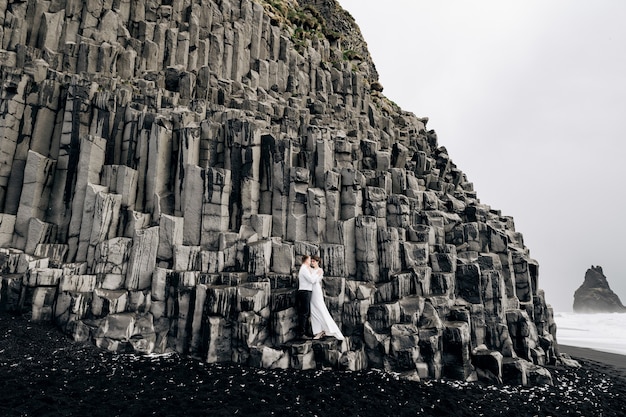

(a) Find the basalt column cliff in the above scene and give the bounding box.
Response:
[0,0,558,384]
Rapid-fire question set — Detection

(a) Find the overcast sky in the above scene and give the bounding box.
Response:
[339,0,626,312]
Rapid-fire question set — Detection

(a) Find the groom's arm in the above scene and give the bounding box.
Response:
[300,266,320,285]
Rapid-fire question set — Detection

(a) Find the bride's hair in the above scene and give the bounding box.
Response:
[312,255,321,264]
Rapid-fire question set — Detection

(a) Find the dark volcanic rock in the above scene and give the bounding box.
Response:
[0,0,565,385]
[573,266,626,313]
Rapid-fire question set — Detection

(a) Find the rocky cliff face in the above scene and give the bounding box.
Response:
[0,0,559,384]
[573,266,625,313]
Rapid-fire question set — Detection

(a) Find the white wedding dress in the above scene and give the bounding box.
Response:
[310,268,345,341]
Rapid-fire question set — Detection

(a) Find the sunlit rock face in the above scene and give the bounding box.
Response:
[573,266,626,313]
[0,0,560,384]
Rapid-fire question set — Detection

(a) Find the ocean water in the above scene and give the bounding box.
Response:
[554,312,626,355]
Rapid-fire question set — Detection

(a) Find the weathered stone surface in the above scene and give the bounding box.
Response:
[204,316,232,363]
[272,306,297,345]
[54,290,93,330]
[472,346,503,384]
[94,238,132,275]
[339,348,368,371]
[1,274,24,311]
[205,285,238,319]
[31,286,57,321]
[33,244,68,268]
[355,215,378,282]
[312,337,344,369]
[0,0,561,384]
[389,323,420,371]
[67,136,107,261]
[13,151,56,251]
[367,302,401,332]
[92,289,128,317]
[440,321,474,381]
[59,275,97,293]
[249,345,290,369]
[24,268,63,287]
[506,309,540,361]
[502,357,531,386]
[247,240,272,276]
[456,263,482,304]
[126,227,159,290]
[131,314,157,354]
[0,215,16,248]
[375,272,411,304]
[270,241,293,274]
[24,218,57,256]
[85,188,123,265]
[363,320,390,367]
[94,313,136,351]
[157,214,184,261]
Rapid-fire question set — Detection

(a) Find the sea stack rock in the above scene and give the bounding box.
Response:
[573,266,626,313]
[0,0,562,385]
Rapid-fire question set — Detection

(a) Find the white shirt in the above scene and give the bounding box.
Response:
[298,264,321,291]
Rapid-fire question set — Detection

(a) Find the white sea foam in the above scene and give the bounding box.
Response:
[554,312,626,355]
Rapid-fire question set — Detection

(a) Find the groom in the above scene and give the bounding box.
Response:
[296,255,317,339]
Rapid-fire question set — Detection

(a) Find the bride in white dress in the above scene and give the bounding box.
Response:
[309,256,345,341]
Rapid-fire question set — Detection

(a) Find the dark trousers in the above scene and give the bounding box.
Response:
[296,290,312,337]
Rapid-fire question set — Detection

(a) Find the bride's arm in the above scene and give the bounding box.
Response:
[314,267,323,281]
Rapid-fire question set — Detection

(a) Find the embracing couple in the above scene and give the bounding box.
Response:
[296,255,345,341]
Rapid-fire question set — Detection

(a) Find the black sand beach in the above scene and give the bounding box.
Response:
[559,345,626,379]
[1,312,624,417]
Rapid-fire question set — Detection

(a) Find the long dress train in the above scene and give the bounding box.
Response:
[310,268,345,341]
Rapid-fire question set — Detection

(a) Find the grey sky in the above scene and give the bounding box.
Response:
[339,0,626,311]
